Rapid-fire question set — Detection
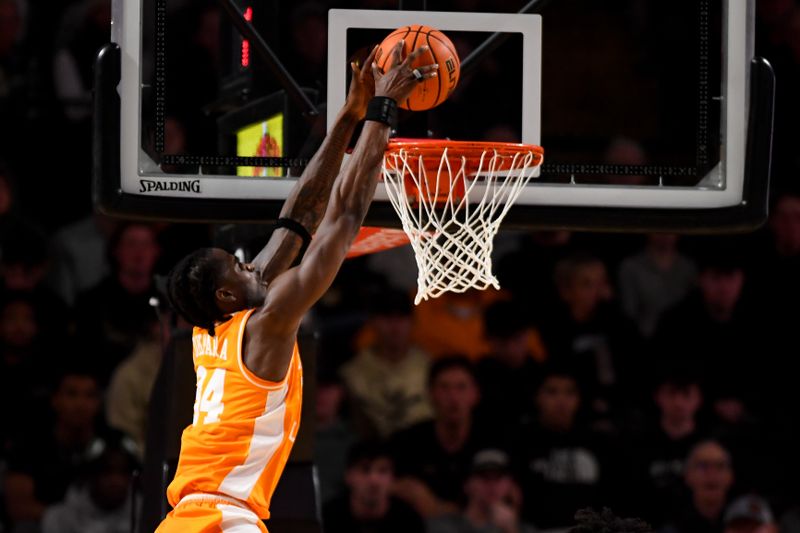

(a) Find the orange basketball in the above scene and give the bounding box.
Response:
[376,25,460,111]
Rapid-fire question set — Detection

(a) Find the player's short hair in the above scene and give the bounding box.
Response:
[428,355,477,388]
[167,248,227,336]
[570,508,653,533]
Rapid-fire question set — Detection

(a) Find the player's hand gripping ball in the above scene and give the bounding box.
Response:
[376,25,461,110]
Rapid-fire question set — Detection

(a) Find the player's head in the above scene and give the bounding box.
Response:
[569,508,653,533]
[167,248,266,335]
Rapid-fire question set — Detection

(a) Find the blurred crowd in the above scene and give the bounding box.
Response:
[1,0,799,533]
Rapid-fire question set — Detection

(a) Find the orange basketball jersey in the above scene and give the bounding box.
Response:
[167,309,303,519]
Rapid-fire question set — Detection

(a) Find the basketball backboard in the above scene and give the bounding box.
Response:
[95,0,774,232]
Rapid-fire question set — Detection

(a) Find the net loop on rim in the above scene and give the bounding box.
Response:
[382,139,544,304]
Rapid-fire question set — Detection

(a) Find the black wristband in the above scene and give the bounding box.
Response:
[364,96,398,129]
[275,218,312,258]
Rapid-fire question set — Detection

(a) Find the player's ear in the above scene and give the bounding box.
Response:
[215,287,237,303]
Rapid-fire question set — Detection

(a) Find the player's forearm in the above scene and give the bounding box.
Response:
[252,109,360,279]
[331,120,391,220]
[278,108,361,231]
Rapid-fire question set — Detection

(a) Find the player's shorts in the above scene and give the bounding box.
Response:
[155,493,268,533]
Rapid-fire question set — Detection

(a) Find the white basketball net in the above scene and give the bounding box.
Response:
[382,144,543,304]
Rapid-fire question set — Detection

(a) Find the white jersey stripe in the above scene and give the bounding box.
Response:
[218,383,288,499]
[217,503,262,532]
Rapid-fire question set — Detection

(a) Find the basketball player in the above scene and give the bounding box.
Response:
[157,41,437,532]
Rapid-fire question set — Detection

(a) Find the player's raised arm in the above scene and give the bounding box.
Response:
[246,43,436,374]
[251,47,379,283]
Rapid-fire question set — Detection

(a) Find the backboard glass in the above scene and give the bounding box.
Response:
[95,0,773,232]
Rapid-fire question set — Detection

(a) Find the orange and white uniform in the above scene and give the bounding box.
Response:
[157,309,303,533]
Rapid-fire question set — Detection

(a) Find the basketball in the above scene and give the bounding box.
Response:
[376,25,460,111]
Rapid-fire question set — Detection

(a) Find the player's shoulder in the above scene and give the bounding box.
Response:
[243,302,297,340]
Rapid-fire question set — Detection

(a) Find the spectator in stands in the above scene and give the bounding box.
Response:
[476,299,545,431]
[48,214,116,307]
[412,290,496,360]
[167,1,222,154]
[392,356,494,518]
[603,137,654,186]
[4,367,103,529]
[747,191,800,422]
[1,220,69,338]
[618,233,697,339]
[570,508,654,533]
[288,2,328,87]
[0,292,53,443]
[74,222,161,384]
[660,440,735,533]
[538,252,640,418]
[628,366,706,524]
[41,431,139,533]
[514,362,611,531]
[341,288,432,438]
[0,0,29,121]
[495,230,574,320]
[654,240,752,419]
[314,373,354,504]
[0,162,20,242]
[105,317,161,455]
[53,0,111,122]
[322,441,424,533]
[427,448,536,533]
[781,501,800,533]
[722,495,777,533]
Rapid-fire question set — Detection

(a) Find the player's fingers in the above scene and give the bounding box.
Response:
[415,63,439,73]
[415,69,437,80]
[391,39,405,66]
[402,45,430,67]
[362,45,378,80]
[350,61,360,79]
[372,61,382,81]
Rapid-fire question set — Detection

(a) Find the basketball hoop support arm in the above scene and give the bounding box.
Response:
[459,0,551,78]
[217,0,319,119]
